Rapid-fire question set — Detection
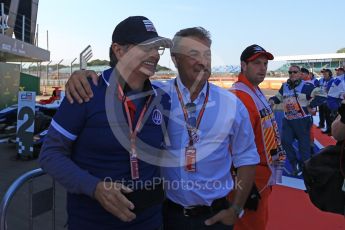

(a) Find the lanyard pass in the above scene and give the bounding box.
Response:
[130,138,139,180]
[185,146,197,172]
[130,157,139,180]
[117,84,152,181]
[174,79,209,173]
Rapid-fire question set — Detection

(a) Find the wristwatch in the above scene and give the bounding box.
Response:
[230,204,245,218]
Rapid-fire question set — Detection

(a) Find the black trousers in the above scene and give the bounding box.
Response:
[319,104,332,130]
[162,200,233,230]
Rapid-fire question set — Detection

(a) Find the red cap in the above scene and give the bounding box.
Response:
[240,44,274,62]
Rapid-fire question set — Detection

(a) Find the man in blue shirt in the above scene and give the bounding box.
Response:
[160,27,258,230]
[39,16,172,230]
[64,27,259,230]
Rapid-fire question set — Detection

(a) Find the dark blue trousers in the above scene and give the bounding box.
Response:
[281,116,313,170]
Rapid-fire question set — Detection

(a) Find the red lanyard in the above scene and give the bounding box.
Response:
[117,84,152,180]
[174,79,209,146]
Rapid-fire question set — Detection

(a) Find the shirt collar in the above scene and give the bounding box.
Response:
[176,75,208,104]
[237,73,257,92]
[101,68,156,96]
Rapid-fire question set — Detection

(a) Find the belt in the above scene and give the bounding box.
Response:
[165,197,229,217]
[124,183,164,214]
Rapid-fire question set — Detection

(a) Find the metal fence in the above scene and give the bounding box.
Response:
[0,168,56,230]
[40,79,67,88]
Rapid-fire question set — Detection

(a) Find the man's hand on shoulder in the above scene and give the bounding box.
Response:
[65,70,99,104]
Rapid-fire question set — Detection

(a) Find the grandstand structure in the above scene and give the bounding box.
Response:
[0,0,49,62]
[274,53,345,73]
[0,0,50,109]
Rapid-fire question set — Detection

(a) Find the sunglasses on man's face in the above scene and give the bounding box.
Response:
[288,71,299,74]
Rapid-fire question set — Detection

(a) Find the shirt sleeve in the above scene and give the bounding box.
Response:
[39,97,100,197]
[302,82,315,100]
[309,95,327,108]
[328,78,343,98]
[50,97,87,140]
[326,79,334,91]
[39,125,100,197]
[230,100,260,168]
[327,78,344,110]
[233,90,264,160]
[269,85,283,104]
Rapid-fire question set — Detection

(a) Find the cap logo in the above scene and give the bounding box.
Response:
[253,46,264,52]
[143,19,157,32]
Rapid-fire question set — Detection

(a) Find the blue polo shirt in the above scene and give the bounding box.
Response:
[39,68,170,230]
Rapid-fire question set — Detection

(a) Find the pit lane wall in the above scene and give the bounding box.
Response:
[20,72,40,94]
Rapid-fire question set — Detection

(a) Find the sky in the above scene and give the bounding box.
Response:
[36,0,345,70]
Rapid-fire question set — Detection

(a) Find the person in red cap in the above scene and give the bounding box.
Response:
[230,44,286,230]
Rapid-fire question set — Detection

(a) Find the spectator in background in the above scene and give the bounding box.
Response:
[309,71,319,86]
[335,67,345,77]
[300,67,310,81]
[300,67,317,155]
[318,68,334,134]
[327,67,345,111]
[301,68,319,86]
[269,65,317,176]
